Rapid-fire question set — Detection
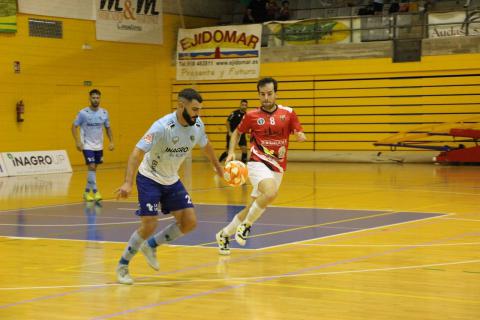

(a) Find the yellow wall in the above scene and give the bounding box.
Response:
[172,54,480,154]
[0,13,215,165]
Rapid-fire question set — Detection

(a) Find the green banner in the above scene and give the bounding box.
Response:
[0,0,17,33]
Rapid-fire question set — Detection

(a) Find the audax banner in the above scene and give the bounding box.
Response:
[176,24,262,81]
[96,0,163,44]
[1,150,72,176]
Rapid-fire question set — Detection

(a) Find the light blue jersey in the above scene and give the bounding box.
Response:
[136,112,208,185]
[74,107,110,151]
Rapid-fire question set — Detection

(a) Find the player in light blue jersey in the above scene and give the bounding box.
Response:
[71,89,114,202]
[114,88,223,285]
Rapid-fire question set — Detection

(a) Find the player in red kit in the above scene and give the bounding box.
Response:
[216,77,307,255]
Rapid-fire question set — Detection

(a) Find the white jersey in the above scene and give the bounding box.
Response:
[136,112,208,185]
[73,107,110,151]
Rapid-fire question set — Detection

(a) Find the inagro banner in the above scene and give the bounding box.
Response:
[1,150,72,176]
[0,0,17,33]
[176,24,262,81]
[96,0,163,44]
[266,18,361,47]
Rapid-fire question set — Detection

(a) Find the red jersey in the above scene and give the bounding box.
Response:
[237,104,303,172]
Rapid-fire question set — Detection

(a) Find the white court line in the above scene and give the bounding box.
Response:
[0,201,86,213]
[0,259,478,291]
[300,242,480,247]
[0,216,173,227]
[439,217,480,222]
[257,213,452,251]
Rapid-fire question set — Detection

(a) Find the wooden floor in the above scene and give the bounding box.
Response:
[0,161,479,320]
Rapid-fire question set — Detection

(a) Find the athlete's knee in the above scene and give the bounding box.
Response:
[140,218,158,236]
[262,189,278,204]
[179,213,197,233]
[88,164,96,171]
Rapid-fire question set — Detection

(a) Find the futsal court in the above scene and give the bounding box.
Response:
[0,162,479,319]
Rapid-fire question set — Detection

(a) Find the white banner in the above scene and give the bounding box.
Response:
[0,173,72,199]
[428,11,480,38]
[266,18,361,47]
[96,0,163,44]
[18,0,95,20]
[0,156,7,177]
[176,24,262,81]
[1,150,72,176]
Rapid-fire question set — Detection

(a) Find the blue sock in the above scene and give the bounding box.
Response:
[88,171,97,191]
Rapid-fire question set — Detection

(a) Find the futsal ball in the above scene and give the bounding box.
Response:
[223,160,248,187]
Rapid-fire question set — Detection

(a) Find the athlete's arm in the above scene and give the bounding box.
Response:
[225,129,240,162]
[71,124,83,151]
[295,130,307,142]
[106,126,115,151]
[115,147,145,199]
[201,141,224,177]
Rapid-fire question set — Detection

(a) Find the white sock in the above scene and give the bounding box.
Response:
[244,201,265,226]
[119,230,144,265]
[223,215,242,236]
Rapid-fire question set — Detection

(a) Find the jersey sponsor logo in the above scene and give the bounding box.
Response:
[280,115,286,121]
[190,135,195,142]
[143,133,153,144]
[262,139,287,146]
[257,118,265,125]
[165,146,190,153]
[172,136,179,145]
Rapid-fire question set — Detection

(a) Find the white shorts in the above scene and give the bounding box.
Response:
[247,161,283,198]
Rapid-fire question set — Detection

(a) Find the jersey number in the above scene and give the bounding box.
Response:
[270,117,276,125]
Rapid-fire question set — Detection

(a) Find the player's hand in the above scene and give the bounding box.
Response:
[76,141,83,151]
[295,131,307,142]
[109,142,115,151]
[115,182,132,199]
[225,152,236,163]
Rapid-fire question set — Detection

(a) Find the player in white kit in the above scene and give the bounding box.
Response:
[71,89,114,202]
[114,88,223,284]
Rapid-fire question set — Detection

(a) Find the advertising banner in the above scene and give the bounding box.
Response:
[266,18,361,47]
[96,0,163,44]
[1,150,72,176]
[0,0,17,32]
[176,24,262,80]
[428,11,480,38]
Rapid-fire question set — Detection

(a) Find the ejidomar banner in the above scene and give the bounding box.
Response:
[0,0,17,33]
[176,24,262,81]
[266,18,361,47]
[96,0,163,44]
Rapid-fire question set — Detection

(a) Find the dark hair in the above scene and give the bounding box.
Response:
[240,99,248,104]
[257,77,278,92]
[89,89,101,96]
[282,0,290,5]
[178,88,203,103]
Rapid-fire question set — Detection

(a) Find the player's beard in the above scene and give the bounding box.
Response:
[182,109,197,126]
[262,101,275,111]
[90,101,99,108]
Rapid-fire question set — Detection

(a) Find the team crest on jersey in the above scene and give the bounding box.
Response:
[172,136,179,145]
[257,118,265,125]
[190,135,195,142]
[143,133,153,144]
[280,115,286,121]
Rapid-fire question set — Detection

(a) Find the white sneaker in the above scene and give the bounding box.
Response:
[116,264,133,285]
[235,223,251,246]
[140,241,160,271]
[215,230,231,256]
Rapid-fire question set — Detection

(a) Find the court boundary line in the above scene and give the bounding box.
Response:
[0,259,478,292]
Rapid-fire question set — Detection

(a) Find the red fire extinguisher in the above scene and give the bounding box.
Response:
[16,100,25,122]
